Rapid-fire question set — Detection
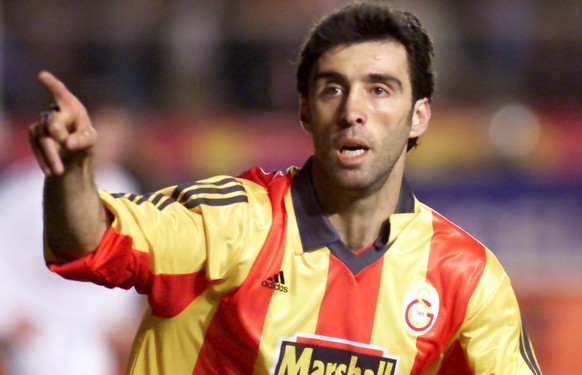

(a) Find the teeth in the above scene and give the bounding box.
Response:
[341,148,365,157]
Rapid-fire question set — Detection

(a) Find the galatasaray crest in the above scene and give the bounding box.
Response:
[402,282,440,335]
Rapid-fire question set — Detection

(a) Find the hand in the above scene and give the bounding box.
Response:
[28,71,97,176]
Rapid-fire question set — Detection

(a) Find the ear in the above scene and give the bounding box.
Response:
[410,98,431,138]
[299,97,312,133]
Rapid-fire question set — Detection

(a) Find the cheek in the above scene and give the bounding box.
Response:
[311,128,330,148]
[377,104,413,130]
[307,109,335,136]
[309,127,335,155]
[312,106,335,125]
[312,96,342,118]
[375,114,413,147]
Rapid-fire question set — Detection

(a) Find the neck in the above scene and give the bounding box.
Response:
[311,159,405,251]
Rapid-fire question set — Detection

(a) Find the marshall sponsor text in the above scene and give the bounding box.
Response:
[273,338,398,375]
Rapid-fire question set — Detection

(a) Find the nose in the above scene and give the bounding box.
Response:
[340,90,367,127]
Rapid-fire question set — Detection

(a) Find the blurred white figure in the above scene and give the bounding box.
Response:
[0,106,142,375]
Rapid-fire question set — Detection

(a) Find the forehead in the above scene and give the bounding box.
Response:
[313,41,410,85]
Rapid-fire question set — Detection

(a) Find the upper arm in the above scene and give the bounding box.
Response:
[458,251,542,374]
[101,176,273,282]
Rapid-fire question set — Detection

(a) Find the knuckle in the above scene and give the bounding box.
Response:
[45,119,59,132]
[46,117,68,136]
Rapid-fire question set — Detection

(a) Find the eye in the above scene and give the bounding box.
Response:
[371,86,389,96]
[324,87,342,96]
[322,86,342,97]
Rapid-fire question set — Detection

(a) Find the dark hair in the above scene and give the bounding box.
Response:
[296,2,435,150]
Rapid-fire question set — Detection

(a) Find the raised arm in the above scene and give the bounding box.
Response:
[28,71,109,261]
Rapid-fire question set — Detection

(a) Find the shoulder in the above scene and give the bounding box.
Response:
[416,202,510,316]
[419,201,489,264]
[237,166,297,199]
[416,201,507,286]
[99,166,298,214]
[237,166,296,187]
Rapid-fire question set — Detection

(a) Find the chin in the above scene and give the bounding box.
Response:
[331,170,374,191]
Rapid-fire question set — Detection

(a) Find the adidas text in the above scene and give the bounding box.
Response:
[262,280,288,293]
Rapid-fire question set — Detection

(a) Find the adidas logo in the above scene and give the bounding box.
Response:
[261,270,288,293]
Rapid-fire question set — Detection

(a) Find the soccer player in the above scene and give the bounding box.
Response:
[28,3,541,374]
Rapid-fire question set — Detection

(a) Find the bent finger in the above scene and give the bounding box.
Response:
[28,123,64,175]
[38,136,65,175]
[28,126,52,175]
[44,110,73,144]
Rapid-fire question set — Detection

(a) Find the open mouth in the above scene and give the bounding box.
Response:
[340,145,367,157]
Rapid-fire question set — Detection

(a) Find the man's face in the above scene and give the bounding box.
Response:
[302,41,429,193]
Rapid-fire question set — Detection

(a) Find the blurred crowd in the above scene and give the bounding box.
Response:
[0,0,580,114]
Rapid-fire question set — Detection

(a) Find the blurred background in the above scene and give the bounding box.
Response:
[0,0,580,373]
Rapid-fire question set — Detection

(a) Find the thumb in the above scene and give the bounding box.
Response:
[65,126,98,152]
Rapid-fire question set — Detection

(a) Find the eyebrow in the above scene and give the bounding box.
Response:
[368,73,403,92]
[313,71,403,92]
[313,71,345,83]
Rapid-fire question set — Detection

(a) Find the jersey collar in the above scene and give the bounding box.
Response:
[291,157,415,254]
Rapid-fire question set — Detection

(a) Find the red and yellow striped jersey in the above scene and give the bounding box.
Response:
[46,160,541,374]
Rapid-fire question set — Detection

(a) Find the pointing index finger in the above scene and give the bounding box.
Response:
[37,71,80,110]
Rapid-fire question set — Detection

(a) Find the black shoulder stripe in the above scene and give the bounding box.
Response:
[171,177,243,201]
[110,192,141,202]
[519,318,542,375]
[157,197,177,211]
[108,177,246,212]
[135,195,149,205]
[151,193,165,206]
[197,177,241,187]
[179,184,245,202]
[184,195,248,209]
[126,193,138,202]
[110,191,175,210]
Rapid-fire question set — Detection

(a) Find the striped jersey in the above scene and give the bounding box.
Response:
[46,159,541,374]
